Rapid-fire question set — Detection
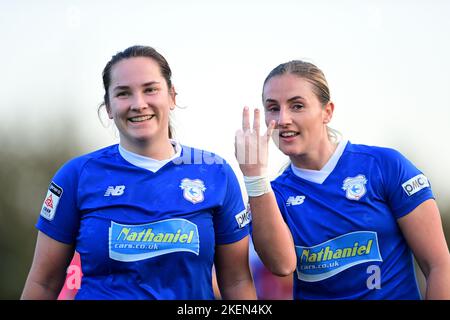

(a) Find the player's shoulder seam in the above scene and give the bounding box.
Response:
[74,145,118,175]
[345,144,400,165]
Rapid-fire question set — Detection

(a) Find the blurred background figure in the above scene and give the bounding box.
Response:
[249,242,293,300]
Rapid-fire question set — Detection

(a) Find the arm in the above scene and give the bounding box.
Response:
[235,107,296,276]
[21,231,74,300]
[397,199,450,300]
[249,193,296,276]
[214,236,257,300]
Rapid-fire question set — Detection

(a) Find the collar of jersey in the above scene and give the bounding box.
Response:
[290,139,349,184]
[118,140,182,173]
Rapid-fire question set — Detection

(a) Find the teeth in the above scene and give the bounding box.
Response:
[280,132,298,137]
[129,115,154,122]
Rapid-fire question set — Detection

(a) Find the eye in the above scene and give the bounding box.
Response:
[265,105,280,112]
[115,91,129,98]
[291,104,304,111]
[144,87,158,94]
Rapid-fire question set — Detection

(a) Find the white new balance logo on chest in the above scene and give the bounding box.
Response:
[104,185,125,196]
[286,195,305,206]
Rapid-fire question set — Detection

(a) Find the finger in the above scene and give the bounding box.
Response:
[242,106,250,131]
[253,108,260,135]
[265,120,276,140]
[235,130,245,164]
[248,133,258,165]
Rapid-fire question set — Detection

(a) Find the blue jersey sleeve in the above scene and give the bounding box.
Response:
[36,158,82,244]
[377,148,434,219]
[213,163,249,245]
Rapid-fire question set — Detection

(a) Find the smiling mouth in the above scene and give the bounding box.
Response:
[280,131,299,138]
[128,115,155,123]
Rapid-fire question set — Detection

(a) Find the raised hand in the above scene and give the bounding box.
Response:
[235,107,275,177]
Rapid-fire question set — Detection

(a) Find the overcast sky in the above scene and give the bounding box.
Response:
[1,0,449,204]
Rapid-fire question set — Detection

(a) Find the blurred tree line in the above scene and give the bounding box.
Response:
[0,123,449,299]
[0,122,84,299]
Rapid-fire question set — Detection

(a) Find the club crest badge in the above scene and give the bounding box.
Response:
[342,174,367,201]
[180,178,206,204]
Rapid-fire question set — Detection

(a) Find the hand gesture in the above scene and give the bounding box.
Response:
[235,107,275,177]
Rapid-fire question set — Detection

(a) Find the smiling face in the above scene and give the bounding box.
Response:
[106,57,175,152]
[263,74,334,167]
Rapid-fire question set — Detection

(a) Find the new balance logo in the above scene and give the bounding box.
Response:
[286,195,305,206]
[104,185,125,196]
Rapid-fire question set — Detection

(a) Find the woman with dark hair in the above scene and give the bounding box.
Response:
[22,45,256,300]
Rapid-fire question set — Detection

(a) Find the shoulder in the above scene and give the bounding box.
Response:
[344,142,420,188]
[176,145,242,185]
[56,144,119,175]
[345,142,402,158]
[271,165,294,187]
[179,144,228,166]
[345,142,407,165]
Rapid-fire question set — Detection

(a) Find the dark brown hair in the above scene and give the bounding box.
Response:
[100,45,175,138]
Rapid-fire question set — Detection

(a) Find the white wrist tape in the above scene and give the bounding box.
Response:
[244,175,272,197]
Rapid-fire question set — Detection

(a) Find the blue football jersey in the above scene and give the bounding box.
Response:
[271,140,434,300]
[37,143,250,300]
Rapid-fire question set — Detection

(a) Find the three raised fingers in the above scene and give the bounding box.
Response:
[241,106,276,139]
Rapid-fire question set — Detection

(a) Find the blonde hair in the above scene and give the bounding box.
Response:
[264,60,342,173]
[263,60,341,145]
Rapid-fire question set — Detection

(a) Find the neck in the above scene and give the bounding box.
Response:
[290,138,337,171]
[120,138,175,160]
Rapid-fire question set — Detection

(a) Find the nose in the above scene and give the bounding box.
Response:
[130,93,148,111]
[277,107,292,127]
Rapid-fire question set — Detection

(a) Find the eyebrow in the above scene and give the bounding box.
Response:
[265,96,305,104]
[113,81,160,91]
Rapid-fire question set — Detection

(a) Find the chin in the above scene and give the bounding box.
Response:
[279,145,303,157]
[280,148,304,157]
[125,133,153,144]
[129,128,158,140]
